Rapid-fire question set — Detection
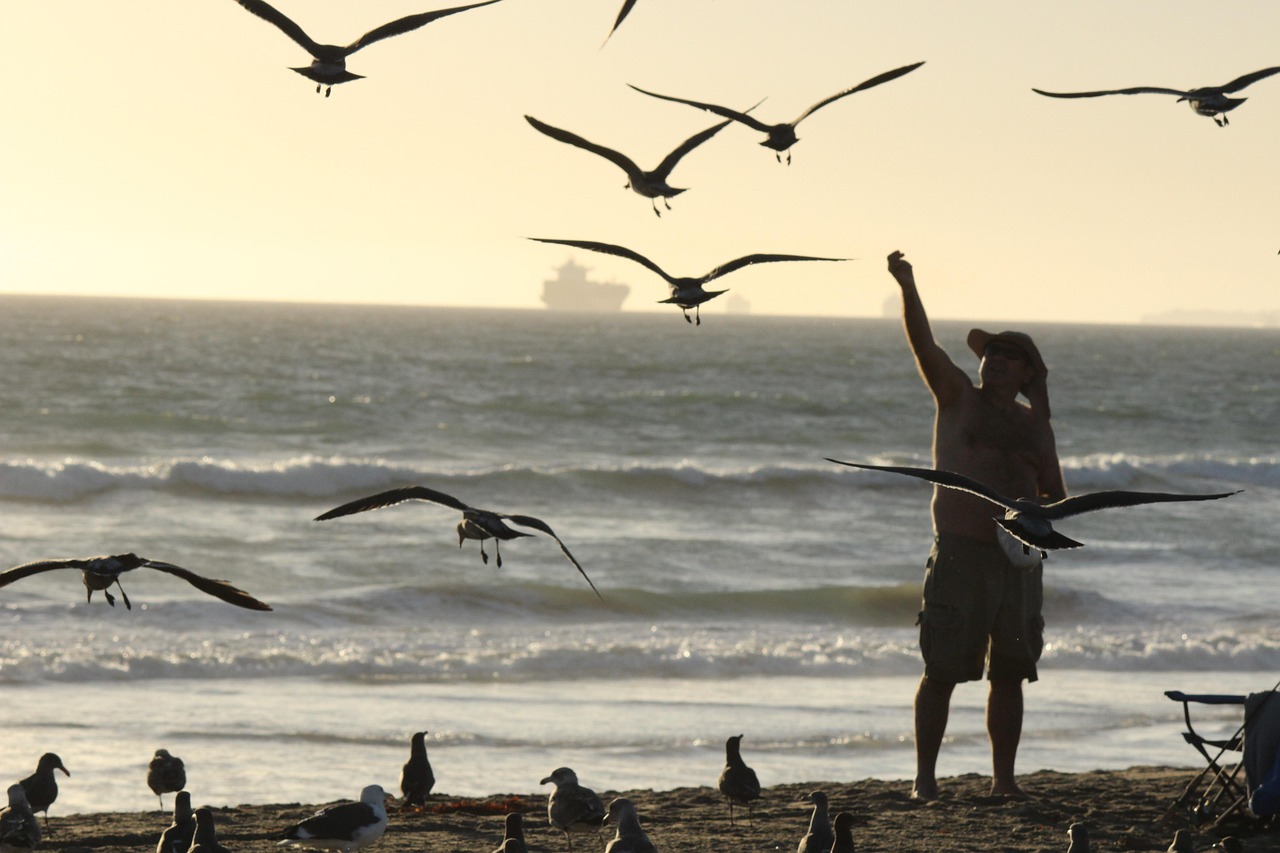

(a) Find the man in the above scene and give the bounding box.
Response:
[886,250,1066,800]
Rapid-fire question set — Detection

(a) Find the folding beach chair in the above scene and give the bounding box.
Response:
[1164,687,1280,828]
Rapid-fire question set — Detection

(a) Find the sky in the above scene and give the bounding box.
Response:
[1,0,1278,323]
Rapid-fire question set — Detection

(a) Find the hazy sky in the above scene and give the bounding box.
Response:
[2,1,1278,322]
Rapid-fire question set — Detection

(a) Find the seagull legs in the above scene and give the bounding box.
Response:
[114,580,132,610]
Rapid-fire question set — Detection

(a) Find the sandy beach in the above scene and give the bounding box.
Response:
[37,766,1278,852]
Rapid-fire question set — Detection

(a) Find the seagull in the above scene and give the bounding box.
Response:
[0,785,40,853]
[156,791,196,853]
[18,753,68,829]
[824,459,1239,554]
[147,749,186,810]
[603,798,657,853]
[1213,838,1244,853]
[400,731,435,810]
[1067,822,1090,853]
[189,808,231,853]
[717,734,760,827]
[629,61,925,163]
[540,767,606,853]
[1167,829,1195,853]
[493,812,528,853]
[315,485,602,599]
[830,812,857,853]
[605,0,638,42]
[529,238,847,325]
[1032,67,1280,126]
[524,114,734,216]
[797,791,833,853]
[231,0,505,96]
[0,553,273,611]
[278,784,389,853]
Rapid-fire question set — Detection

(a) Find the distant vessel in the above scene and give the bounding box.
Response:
[541,258,629,312]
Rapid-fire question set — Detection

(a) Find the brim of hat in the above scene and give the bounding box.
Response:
[967,328,1046,377]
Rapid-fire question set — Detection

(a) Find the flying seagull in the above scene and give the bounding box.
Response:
[0,553,273,611]
[530,238,846,324]
[629,61,925,163]
[315,485,602,599]
[825,459,1239,553]
[525,114,736,216]
[605,0,638,42]
[1032,66,1280,126]
[231,0,505,96]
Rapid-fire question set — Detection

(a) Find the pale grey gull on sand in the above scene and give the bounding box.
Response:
[717,734,761,826]
[316,486,602,598]
[17,753,68,829]
[0,553,273,611]
[603,798,657,853]
[399,731,435,810]
[530,238,846,325]
[1032,66,1280,126]
[825,459,1239,555]
[156,790,195,853]
[231,0,506,96]
[147,749,186,810]
[796,791,833,853]
[277,784,388,853]
[540,767,606,852]
[0,784,40,853]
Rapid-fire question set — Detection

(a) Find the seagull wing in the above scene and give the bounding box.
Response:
[702,254,847,285]
[1038,489,1240,520]
[139,560,273,611]
[1220,66,1280,92]
[794,61,926,124]
[528,238,676,286]
[504,514,603,600]
[652,119,734,178]
[346,0,504,54]
[606,0,638,40]
[524,116,642,180]
[315,485,472,520]
[232,0,323,56]
[627,84,775,133]
[1032,86,1188,98]
[0,559,91,590]
[824,458,1020,511]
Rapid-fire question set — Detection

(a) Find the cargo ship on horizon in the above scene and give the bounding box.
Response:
[541,258,629,312]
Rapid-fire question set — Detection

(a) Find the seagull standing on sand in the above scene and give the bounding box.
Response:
[277,784,389,853]
[316,485,602,599]
[156,790,196,853]
[231,0,506,96]
[540,767,606,853]
[17,754,68,829]
[530,238,847,325]
[717,734,761,826]
[189,808,231,853]
[796,791,833,853]
[830,812,858,853]
[824,459,1239,555]
[493,812,528,853]
[0,784,40,853]
[1066,822,1090,853]
[1167,829,1195,853]
[603,798,657,853]
[0,553,273,611]
[1032,67,1280,126]
[147,749,186,810]
[400,731,435,809]
[524,114,734,217]
[629,61,925,163]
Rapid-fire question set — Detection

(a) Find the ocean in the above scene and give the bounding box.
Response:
[0,296,1276,815]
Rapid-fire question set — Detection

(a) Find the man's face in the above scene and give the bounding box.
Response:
[979,341,1036,388]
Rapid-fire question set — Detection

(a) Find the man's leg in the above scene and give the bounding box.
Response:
[913,673,955,800]
[987,675,1027,797]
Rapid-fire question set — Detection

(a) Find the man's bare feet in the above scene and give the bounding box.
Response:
[989,780,1030,800]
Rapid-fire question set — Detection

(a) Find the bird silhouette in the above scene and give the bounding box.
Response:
[540,767,606,853]
[1167,828,1196,853]
[717,734,761,826]
[316,485,601,599]
[830,811,858,853]
[530,238,846,325]
[156,790,196,853]
[629,61,925,163]
[493,812,528,853]
[605,0,638,42]
[603,798,657,853]
[400,731,435,809]
[231,0,506,96]
[1032,67,1280,126]
[188,807,232,853]
[0,553,273,611]
[17,753,68,828]
[825,459,1239,554]
[797,791,833,853]
[0,785,40,853]
[147,749,186,810]
[278,785,389,853]
[525,113,737,216]
[1067,822,1090,853]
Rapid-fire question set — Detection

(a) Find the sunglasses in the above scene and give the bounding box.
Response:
[982,342,1028,362]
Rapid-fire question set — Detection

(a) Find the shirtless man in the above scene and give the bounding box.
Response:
[887,250,1066,800]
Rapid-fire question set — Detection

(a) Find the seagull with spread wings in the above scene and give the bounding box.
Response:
[315,485,602,599]
[530,238,847,324]
[629,61,925,163]
[1033,66,1280,126]
[231,0,505,96]
[825,459,1239,553]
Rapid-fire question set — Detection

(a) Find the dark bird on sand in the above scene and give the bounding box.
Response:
[540,767,606,853]
[629,61,925,163]
[524,114,735,217]
[1032,66,1280,126]
[603,797,656,853]
[0,784,40,853]
[830,812,858,853]
[400,731,435,809]
[717,734,761,826]
[278,785,389,853]
[0,553,272,611]
[530,238,847,325]
[147,749,186,810]
[494,812,528,853]
[825,459,1239,555]
[797,791,833,853]
[1067,822,1091,853]
[316,486,602,599]
[231,0,505,96]
[18,753,68,829]
[188,808,231,853]
[1167,828,1195,853]
[156,791,195,853]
